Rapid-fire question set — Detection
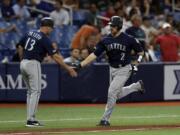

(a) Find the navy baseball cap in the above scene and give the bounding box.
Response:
[40,17,54,28]
[108,16,123,29]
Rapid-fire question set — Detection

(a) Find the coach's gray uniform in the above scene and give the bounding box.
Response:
[20,60,41,121]
[18,29,57,122]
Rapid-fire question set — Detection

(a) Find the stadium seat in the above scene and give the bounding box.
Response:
[3,32,19,50]
[73,10,87,27]
[50,25,78,49]
[59,48,71,58]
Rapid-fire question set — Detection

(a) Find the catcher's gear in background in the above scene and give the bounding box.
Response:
[108,16,123,30]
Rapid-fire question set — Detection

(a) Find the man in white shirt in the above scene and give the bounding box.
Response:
[64,48,80,64]
[50,0,70,26]
[12,0,30,20]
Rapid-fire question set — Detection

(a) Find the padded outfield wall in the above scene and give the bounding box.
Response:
[0,62,179,102]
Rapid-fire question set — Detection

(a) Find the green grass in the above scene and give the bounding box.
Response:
[58,129,180,135]
[0,104,180,134]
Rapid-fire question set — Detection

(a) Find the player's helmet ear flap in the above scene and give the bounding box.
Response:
[40,17,54,28]
[108,16,123,30]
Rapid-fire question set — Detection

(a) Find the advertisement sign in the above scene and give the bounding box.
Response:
[164,65,180,100]
[0,63,60,101]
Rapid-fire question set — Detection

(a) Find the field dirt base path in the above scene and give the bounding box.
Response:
[2,124,180,135]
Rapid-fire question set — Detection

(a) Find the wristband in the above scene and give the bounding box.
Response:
[137,55,143,63]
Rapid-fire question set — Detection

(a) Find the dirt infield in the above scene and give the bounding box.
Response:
[2,124,180,135]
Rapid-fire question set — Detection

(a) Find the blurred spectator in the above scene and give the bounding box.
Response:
[150,0,166,14]
[71,24,100,49]
[165,13,179,34]
[126,0,141,17]
[129,7,141,18]
[1,0,17,21]
[125,14,151,61]
[96,0,108,12]
[33,0,55,12]
[164,0,172,13]
[102,5,116,26]
[141,16,158,61]
[126,14,146,50]
[12,0,31,20]
[64,48,80,64]
[80,48,89,61]
[86,3,101,27]
[154,23,180,62]
[50,0,70,26]
[0,24,17,33]
[114,0,124,11]
[63,0,79,10]
[115,7,131,32]
[63,0,78,6]
[141,16,157,45]
[78,0,91,9]
[166,13,174,26]
[139,0,150,16]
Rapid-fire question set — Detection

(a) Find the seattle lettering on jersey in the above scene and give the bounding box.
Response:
[107,43,126,51]
[28,31,42,40]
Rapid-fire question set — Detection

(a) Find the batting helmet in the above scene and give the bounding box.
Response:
[40,17,54,28]
[108,16,123,29]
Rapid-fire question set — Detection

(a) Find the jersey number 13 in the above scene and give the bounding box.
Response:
[25,38,36,51]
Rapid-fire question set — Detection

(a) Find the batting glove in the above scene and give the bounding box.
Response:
[131,64,138,75]
[71,62,82,70]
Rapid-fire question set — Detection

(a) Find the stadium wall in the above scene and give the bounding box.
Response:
[0,63,179,102]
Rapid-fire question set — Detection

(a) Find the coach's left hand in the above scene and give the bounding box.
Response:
[67,67,78,77]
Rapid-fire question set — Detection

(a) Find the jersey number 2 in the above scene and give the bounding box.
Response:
[25,38,36,51]
[121,52,125,61]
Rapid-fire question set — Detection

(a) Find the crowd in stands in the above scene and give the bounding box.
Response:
[0,0,180,64]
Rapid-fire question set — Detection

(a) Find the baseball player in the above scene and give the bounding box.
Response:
[18,17,77,127]
[74,16,145,126]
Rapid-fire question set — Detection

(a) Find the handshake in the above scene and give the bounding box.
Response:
[71,62,82,70]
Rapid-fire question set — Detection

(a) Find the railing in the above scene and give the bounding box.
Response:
[172,0,180,12]
[26,1,74,25]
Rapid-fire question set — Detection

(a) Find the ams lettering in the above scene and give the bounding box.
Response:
[0,74,47,90]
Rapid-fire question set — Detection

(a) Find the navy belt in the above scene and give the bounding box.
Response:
[110,64,126,68]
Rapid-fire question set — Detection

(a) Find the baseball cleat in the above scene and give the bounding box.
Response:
[138,80,145,94]
[26,120,44,127]
[97,120,110,126]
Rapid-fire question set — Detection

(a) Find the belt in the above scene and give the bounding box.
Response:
[23,59,41,63]
[110,64,126,68]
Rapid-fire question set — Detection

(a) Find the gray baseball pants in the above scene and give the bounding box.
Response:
[101,64,141,121]
[20,59,41,121]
